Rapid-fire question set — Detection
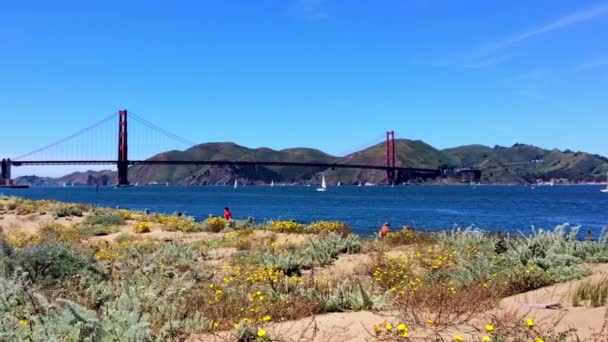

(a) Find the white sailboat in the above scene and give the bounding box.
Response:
[270,180,274,187]
[601,172,608,193]
[234,180,238,189]
[316,174,327,192]
[357,181,362,187]
[337,181,341,187]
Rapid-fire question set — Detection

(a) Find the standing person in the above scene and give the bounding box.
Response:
[223,207,233,220]
[378,222,390,238]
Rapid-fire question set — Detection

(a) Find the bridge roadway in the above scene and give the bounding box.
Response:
[10,160,441,175]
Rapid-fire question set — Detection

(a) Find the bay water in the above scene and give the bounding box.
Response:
[3,185,607,236]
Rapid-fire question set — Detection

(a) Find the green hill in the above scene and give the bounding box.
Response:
[14,141,608,185]
[128,142,336,185]
[324,139,459,184]
[443,144,608,183]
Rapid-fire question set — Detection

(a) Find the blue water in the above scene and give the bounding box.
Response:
[2,185,607,236]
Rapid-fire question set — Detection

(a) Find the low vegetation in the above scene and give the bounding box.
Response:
[572,276,608,307]
[0,196,607,341]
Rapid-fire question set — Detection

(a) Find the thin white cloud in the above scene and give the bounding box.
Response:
[575,56,608,71]
[291,0,329,20]
[507,67,553,100]
[510,67,551,81]
[464,55,510,69]
[479,4,608,54]
[436,4,608,68]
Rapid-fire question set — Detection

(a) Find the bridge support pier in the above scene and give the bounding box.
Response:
[1,159,12,186]
[117,110,130,186]
[386,131,396,185]
[117,161,129,186]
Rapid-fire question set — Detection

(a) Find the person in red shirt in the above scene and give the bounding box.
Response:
[378,222,390,238]
[223,207,233,220]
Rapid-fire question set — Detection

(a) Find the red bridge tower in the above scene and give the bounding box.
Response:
[386,131,395,185]
[117,110,129,186]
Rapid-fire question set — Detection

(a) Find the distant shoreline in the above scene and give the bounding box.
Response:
[7,182,608,187]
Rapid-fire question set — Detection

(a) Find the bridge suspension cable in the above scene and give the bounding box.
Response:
[335,133,386,157]
[12,113,116,161]
[130,113,198,147]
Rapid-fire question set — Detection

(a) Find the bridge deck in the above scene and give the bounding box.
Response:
[10,160,441,174]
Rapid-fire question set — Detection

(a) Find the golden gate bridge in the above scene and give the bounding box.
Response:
[1,110,480,187]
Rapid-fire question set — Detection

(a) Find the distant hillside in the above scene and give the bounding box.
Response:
[127,142,335,185]
[443,144,608,183]
[324,139,459,184]
[14,170,115,186]
[14,141,608,185]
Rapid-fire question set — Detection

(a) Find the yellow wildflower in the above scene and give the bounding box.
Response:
[526,318,535,327]
[385,323,393,330]
[536,338,544,342]
[482,336,491,342]
[18,319,28,326]
[454,336,463,342]
[257,329,267,337]
[485,324,494,332]
[397,323,407,331]
[262,315,272,322]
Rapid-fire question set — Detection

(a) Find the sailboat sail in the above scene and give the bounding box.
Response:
[234,180,238,189]
[316,174,327,192]
[270,180,274,187]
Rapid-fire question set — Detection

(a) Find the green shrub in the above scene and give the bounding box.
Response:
[435,224,595,292]
[204,217,227,233]
[85,209,125,227]
[301,279,390,312]
[15,199,37,215]
[268,220,305,233]
[0,238,16,276]
[115,233,136,244]
[305,221,352,235]
[260,251,309,276]
[55,205,83,218]
[12,242,93,286]
[38,223,82,243]
[0,275,154,341]
[80,224,117,237]
[254,233,361,276]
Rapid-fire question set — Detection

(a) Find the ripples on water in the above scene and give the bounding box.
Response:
[3,185,607,236]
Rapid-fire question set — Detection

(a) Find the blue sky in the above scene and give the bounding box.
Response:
[2,0,608,176]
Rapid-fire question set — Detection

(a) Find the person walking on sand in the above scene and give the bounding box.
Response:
[378,222,391,238]
[223,207,233,220]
